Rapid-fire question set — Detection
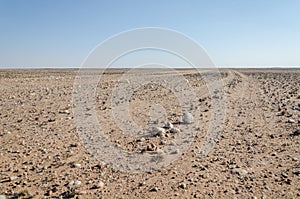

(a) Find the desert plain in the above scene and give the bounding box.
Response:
[0,68,299,198]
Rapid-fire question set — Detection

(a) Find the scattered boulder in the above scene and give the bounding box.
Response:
[182,112,194,124]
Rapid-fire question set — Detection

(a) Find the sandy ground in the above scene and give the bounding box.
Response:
[0,69,299,198]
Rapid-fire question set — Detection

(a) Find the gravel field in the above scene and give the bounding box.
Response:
[0,68,299,198]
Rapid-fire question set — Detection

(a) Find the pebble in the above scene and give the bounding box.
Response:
[159,140,167,145]
[68,180,75,186]
[149,187,158,192]
[9,176,18,181]
[139,181,146,186]
[146,143,157,151]
[171,149,180,154]
[164,122,173,129]
[178,183,187,189]
[292,157,298,161]
[288,119,295,123]
[73,163,81,168]
[231,168,248,175]
[96,181,105,189]
[0,195,6,199]
[59,108,70,114]
[170,127,180,134]
[290,129,300,136]
[153,127,166,137]
[182,112,194,124]
[156,148,164,155]
[70,142,81,147]
[74,180,82,186]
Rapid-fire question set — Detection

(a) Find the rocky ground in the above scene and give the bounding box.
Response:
[0,69,299,198]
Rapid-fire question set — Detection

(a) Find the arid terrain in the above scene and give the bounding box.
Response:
[0,68,299,198]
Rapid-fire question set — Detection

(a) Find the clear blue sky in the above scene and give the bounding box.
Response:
[0,0,300,68]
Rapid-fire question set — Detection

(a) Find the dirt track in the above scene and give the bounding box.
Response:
[0,69,299,198]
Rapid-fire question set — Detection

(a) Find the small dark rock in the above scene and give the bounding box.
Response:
[149,187,158,192]
[290,129,300,137]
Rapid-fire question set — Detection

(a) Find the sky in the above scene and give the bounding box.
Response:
[0,0,300,68]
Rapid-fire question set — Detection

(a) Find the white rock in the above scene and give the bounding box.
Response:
[288,119,295,123]
[156,148,164,155]
[74,163,81,168]
[153,127,166,136]
[96,181,105,189]
[164,122,173,129]
[231,168,248,175]
[0,195,6,199]
[9,176,18,181]
[74,180,82,186]
[59,108,70,114]
[182,112,194,124]
[69,180,75,186]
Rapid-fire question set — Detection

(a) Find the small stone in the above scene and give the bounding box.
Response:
[164,122,173,129]
[178,183,187,189]
[73,163,81,168]
[170,127,180,134]
[70,143,81,147]
[290,129,300,137]
[153,127,166,137]
[149,187,158,192]
[138,137,145,142]
[182,112,194,124]
[156,148,164,155]
[171,149,180,154]
[292,157,298,161]
[146,143,157,151]
[159,140,167,145]
[281,172,288,178]
[288,119,295,123]
[59,108,70,114]
[74,180,82,186]
[9,176,18,181]
[68,180,75,186]
[231,168,248,175]
[139,181,146,186]
[48,118,56,122]
[95,181,105,189]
